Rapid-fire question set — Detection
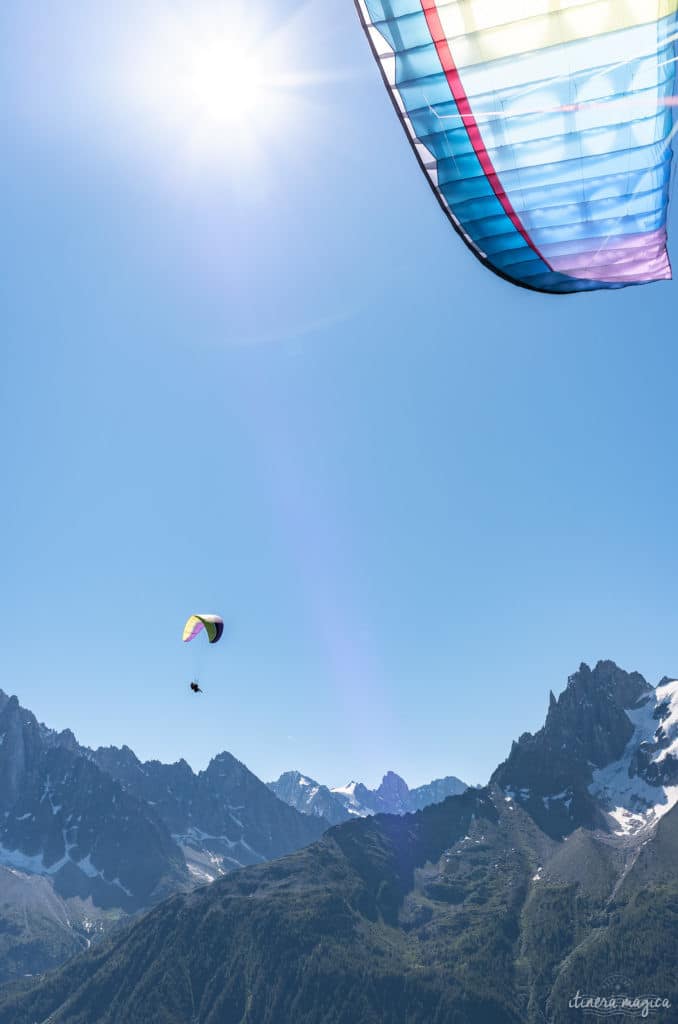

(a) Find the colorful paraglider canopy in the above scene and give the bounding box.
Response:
[356,1,678,294]
[182,614,224,644]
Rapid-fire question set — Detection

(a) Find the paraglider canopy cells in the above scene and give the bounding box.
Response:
[356,0,678,294]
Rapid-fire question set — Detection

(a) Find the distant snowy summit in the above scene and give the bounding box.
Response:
[266,771,350,826]
[268,768,468,824]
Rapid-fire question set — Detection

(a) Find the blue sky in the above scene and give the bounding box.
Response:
[2,0,678,790]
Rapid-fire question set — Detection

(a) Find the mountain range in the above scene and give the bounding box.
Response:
[268,769,468,824]
[0,690,323,982]
[2,660,675,1023]
[0,689,467,986]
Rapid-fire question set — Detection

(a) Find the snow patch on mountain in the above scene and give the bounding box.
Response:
[330,782,369,816]
[505,787,530,802]
[542,790,573,811]
[331,782,358,799]
[654,680,678,763]
[590,679,678,835]
[0,842,132,896]
[0,844,69,876]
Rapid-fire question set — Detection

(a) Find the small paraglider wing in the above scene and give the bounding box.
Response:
[182,614,224,644]
[356,1,678,294]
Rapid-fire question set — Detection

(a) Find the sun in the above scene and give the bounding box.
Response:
[157,19,289,140]
[178,43,269,130]
[120,5,304,170]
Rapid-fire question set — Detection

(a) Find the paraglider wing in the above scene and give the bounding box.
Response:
[182,614,224,644]
[355,1,678,294]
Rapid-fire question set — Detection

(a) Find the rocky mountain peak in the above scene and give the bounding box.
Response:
[562,660,651,708]
[268,772,352,826]
[90,744,144,786]
[53,728,79,753]
[491,661,655,837]
[378,770,409,792]
[204,751,246,783]
[538,660,650,763]
[376,771,410,812]
[0,694,44,803]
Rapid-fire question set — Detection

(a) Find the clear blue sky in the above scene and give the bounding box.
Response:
[2,0,677,790]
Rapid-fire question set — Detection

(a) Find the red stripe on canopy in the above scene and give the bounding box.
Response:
[419,0,551,268]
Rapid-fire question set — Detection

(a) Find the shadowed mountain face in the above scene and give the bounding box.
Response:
[0,687,468,988]
[0,693,189,985]
[89,747,326,880]
[0,695,186,912]
[0,866,92,981]
[0,691,325,984]
[3,660,677,1024]
[0,789,516,1024]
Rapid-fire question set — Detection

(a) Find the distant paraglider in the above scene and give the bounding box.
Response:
[183,614,223,695]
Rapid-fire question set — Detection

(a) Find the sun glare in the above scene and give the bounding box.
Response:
[180,45,268,129]
[121,6,305,171]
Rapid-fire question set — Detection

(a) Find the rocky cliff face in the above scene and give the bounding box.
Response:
[374,770,411,814]
[491,660,656,836]
[0,689,326,983]
[0,695,186,911]
[89,748,326,882]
